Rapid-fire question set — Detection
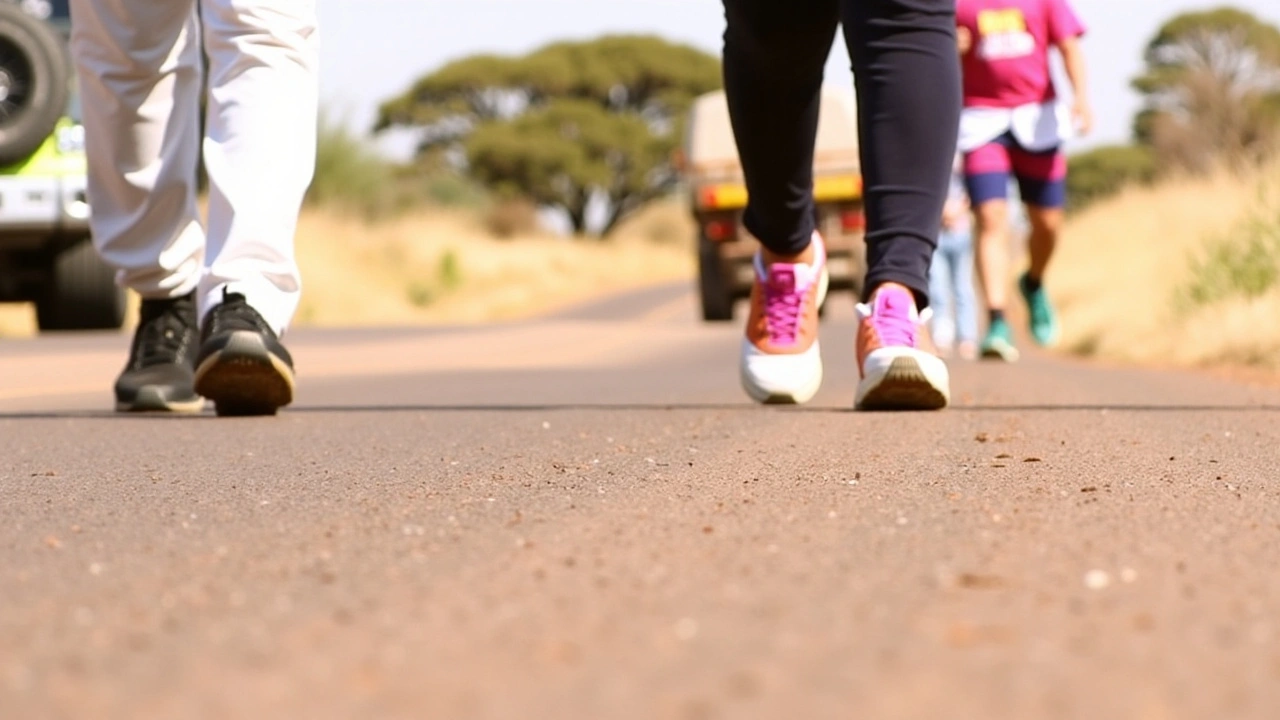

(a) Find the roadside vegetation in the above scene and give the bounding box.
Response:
[1052,6,1280,373]
[292,90,699,326]
[291,200,695,328]
[1054,159,1280,370]
[282,35,719,326]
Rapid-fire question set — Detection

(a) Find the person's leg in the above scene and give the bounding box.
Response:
[964,139,1019,361]
[973,198,1010,309]
[842,0,959,410]
[193,0,319,416]
[842,0,958,306]
[69,0,206,413]
[723,0,839,262]
[1012,145,1068,346]
[1026,206,1063,280]
[964,138,1012,312]
[199,0,318,335]
[950,230,981,358]
[723,0,838,404]
[928,237,957,354]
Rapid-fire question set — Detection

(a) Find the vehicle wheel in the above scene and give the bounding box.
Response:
[36,238,126,332]
[0,3,71,166]
[697,246,734,322]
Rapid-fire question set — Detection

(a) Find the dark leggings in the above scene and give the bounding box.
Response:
[722,0,960,306]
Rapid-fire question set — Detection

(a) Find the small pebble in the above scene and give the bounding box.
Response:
[1084,569,1111,590]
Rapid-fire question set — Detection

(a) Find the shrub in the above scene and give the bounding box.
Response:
[1178,188,1280,309]
[308,113,490,220]
[1066,144,1157,212]
[419,171,490,208]
[406,249,464,308]
[308,114,402,219]
[484,199,541,239]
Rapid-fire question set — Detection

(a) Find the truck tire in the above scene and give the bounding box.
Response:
[0,3,70,166]
[36,238,126,332]
[697,244,734,322]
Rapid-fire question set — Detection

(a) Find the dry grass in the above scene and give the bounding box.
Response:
[1054,159,1280,370]
[0,198,696,337]
[293,198,696,327]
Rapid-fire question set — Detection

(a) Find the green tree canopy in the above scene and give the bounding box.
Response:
[1132,6,1280,171]
[376,35,722,235]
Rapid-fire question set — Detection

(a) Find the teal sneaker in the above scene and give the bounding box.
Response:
[980,317,1020,362]
[1019,273,1060,347]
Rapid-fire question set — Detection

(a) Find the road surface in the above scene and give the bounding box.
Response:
[2,283,1279,719]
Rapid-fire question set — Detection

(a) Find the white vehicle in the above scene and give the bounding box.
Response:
[0,0,124,332]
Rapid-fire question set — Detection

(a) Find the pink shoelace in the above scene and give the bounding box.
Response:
[763,266,807,346]
[869,287,917,348]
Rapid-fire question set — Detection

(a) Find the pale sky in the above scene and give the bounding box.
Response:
[317,0,1280,159]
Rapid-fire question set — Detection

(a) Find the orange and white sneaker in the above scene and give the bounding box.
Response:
[854,284,950,411]
[740,233,829,404]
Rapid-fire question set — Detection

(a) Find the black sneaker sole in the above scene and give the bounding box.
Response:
[194,331,295,417]
[115,386,205,414]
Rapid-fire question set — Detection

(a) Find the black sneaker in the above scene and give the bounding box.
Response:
[115,292,203,412]
[194,291,295,417]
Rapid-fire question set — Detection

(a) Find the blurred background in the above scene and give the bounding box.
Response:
[2,0,1279,373]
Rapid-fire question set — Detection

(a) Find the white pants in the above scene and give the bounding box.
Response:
[69,0,319,335]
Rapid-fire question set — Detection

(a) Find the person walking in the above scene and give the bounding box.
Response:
[728,0,960,410]
[928,161,980,360]
[955,0,1090,361]
[69,1,319,415]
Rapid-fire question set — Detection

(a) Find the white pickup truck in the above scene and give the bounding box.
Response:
[680,87,867,322]
[0,0,124,332]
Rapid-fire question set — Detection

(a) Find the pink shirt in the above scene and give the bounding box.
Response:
[957,0,1085,108]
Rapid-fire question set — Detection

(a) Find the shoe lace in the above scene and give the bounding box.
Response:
[207,291,269,337]
[763,267,806,345]
[870,290,917,348]
[134,298,194,368]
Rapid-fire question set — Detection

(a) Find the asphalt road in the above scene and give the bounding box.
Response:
[3,283,1279,720]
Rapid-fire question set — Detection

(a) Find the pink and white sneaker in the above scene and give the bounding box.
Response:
[854,284,949,411]
[739,234,829,404]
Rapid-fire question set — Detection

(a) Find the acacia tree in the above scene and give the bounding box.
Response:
[375,35,722,236]
[1132,7,1280,172]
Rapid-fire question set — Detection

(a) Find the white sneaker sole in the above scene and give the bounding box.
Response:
[740,342,824,405]
[740,270,829,405]
[855,347,950,411]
